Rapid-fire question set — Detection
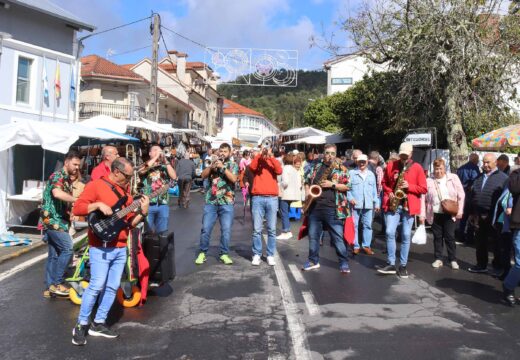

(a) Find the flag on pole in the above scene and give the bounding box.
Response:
[70,65,76,106]
[42,57,49,101]
[55,59,61,100]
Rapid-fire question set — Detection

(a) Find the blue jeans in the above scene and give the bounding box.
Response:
[199,204,234,255]
[44,230,73,287]
[308,207,349,266]
[353,208,374,249]
[385,208,415,266]
[78,246,127,325]
[279,200,291,233]
[147,204,169,234]
[504,229,520,291]
[252,196,278,257]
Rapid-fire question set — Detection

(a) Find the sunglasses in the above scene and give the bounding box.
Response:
[324,151,336,156]
[117,168,133,180]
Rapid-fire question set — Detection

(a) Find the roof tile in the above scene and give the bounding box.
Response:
[81,55,143,81]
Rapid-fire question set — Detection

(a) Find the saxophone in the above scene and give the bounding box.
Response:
[388,161,411,212]
[303,159,340,214]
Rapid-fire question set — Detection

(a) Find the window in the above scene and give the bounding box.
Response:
[331,77,353,85]
[16,57,33,103]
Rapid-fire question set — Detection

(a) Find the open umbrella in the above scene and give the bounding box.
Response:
[471,124,520,151]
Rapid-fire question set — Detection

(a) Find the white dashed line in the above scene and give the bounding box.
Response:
[288,263,306,284]
[301,291,321,316]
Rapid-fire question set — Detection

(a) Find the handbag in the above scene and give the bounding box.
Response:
[433,179,458,217]
[343,216,355,246]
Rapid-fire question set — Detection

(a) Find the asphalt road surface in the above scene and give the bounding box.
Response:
[1,193,519,360]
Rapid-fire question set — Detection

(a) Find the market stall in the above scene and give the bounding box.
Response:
[0,119,136,234]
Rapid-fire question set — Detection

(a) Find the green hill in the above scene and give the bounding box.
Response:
[217,70,327,131]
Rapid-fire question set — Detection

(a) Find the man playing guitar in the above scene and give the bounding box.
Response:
[71,157,149,346]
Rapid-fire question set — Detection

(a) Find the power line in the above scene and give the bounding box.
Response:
[79,15,153,42]
[160,24,215,53]
[109,45,151,57]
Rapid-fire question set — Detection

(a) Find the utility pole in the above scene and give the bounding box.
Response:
[149,13,160,122]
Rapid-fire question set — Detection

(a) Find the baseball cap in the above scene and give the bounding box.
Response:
[292,149,299,155]
[398,142,413,156]
[357,154,368,162]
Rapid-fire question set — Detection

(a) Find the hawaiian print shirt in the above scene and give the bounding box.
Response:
[141,165,170,205]
[40,169,73,231]
[305,160,351,219]
[205,160,239,205]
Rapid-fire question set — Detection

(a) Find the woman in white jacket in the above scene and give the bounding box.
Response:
[278,154,304,240]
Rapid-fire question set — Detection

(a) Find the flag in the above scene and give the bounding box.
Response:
[70,65,76,106]
[55,59,61,100]
[42,57,49,101]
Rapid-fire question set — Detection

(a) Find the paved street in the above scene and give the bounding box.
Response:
[1,193,520,360]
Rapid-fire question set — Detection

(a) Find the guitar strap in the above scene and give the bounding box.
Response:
[101,178,125,201]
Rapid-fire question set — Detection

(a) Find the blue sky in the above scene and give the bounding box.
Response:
[54,0,363,71]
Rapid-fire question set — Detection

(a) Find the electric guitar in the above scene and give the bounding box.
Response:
[88,184,169,245]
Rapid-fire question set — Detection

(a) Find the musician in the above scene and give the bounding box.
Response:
[72,157,149,346]
[139,144,177,233]
[302,144,352,273]
[40,150,81,297]
[250,142,283,266]
[378,142,427,278]
[90,145,119,181]
[195,143,239,265]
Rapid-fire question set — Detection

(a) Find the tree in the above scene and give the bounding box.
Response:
[343,0,520,168]
[303,96,341,133]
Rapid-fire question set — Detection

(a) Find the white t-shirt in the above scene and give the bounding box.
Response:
[433,176,450,213]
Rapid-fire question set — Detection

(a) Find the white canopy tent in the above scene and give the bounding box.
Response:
[284,133,351,145]
[0,119,134,234]
[280,127,332,137]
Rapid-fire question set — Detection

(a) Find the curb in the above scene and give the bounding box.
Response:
[0,230,88,265]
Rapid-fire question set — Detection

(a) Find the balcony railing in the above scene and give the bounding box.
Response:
[79,102,147,120]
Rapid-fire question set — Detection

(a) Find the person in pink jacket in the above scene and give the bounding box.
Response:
[420,158,465,270]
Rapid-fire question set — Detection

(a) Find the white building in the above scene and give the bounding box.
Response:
[323,52,387,96]
[0,0,95,125]
[218,98,278,147]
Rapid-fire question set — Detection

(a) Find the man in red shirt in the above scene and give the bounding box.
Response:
[71,157,149,346]
[90,145,119,181]
[249,145,283,266]
[377,142,427,278]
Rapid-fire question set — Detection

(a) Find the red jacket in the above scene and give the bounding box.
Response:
[249,154,283,196]
[382,160,427,215]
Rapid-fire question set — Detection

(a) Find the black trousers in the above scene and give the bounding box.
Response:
[494,224,513,272]
[431,213,457,262]
[475,216,497,268]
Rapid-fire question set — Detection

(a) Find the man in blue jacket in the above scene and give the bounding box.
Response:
[347,154,380,255]
[457,153,481,244]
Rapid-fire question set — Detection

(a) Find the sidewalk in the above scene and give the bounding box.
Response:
[0,230,87,265]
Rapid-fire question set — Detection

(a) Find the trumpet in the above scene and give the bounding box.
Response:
[206,155,225,167]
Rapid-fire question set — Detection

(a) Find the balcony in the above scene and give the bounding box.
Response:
[79,102,147,120]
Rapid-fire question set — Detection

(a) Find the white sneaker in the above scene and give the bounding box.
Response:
[276,233,287,240]
[284,232,293,239]
[251,255,261,266]
[450,261,460,270]
[432,260,443,268]
[267,256,276,266]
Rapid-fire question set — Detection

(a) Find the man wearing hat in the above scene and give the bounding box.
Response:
[378,142,427,278]
[347,154,380,255]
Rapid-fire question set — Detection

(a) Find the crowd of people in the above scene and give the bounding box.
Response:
[38,139,520,346]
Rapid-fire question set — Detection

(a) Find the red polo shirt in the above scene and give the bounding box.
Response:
[90,162,111,181]
[73,177,135,248]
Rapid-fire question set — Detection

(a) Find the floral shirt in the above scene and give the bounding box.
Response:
[40,169,72,231]
[205,160,239,205]
[141,165,170,205]
[305,160,351,219]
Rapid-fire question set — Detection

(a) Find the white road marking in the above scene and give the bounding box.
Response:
[288,263,306,284]
[266,236,313,360]
[0,235,85,283]
[301,291,321,316]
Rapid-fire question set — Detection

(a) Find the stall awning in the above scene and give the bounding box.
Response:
[280,127,332,137]
[284,133,351,145]
[0,119,135,154]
